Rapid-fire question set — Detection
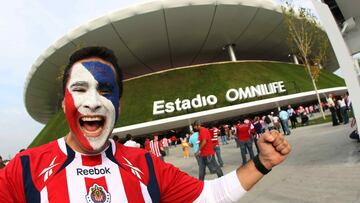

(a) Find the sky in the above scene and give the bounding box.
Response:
[0,0,146,159]
[0,0,346,159]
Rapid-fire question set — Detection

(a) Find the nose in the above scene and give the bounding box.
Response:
[84,103,101,112]
[83,91,102,112]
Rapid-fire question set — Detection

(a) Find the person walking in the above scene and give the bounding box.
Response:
[272,114,281,133]
[231,124,240,148]
[220,125,228,145]
[279,109,291,135]
[210,126,224,167]
[252,117,263,154]
[170,135,177,147]
[327,94,339,126]
[287,105,297,129]
[150,135,164,160]
[192,120,223,180]
[162,136,170,155]
[188,131,200,166]
[236,118,255,165]
[264,114,274,131]
[181,137,190,158]
[338,95,349,124]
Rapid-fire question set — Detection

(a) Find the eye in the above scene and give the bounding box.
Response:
[98,83,113,96]
[99,89,112,96]
[72,88,86,93]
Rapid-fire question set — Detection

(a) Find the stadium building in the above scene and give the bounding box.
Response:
[24,0,353,146]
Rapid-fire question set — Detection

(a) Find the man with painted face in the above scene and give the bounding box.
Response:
[0,47,291,203]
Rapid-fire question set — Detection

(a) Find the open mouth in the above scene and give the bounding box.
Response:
[79,116,105,137]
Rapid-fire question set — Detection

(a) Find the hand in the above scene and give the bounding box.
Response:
[257,130,291,170]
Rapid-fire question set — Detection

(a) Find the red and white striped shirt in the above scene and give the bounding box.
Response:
[210,127,220,146]
[149,140,162,157]
[0,138,204,202]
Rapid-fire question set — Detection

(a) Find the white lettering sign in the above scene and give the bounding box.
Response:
[153,81,286,115]
[225,81,286,102]
[153,94,218,115]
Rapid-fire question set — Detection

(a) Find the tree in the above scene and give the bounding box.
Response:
[282,1,330,119]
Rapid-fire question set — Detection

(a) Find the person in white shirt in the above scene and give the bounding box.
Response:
[338,96,349,124]
[162,137,170,155]
[124,133,140,148]
[327,94,339,126]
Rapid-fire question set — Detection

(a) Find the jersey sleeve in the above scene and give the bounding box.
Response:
[151,155,204,202]
[0,155,26,203]
[194,171,246,203]
[152,155,247,203]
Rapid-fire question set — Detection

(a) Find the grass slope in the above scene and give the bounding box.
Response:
[29,61,345,147]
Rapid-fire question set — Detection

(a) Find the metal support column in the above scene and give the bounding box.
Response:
[224,44,237,62]
[293,54,299,64]
[312,0,360,130]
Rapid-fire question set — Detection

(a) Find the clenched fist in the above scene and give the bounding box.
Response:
[257,130,291,170]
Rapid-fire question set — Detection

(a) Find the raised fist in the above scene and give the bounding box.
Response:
[257,130,291,170]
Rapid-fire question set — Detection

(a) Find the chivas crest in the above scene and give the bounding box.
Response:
[85,184,111,203]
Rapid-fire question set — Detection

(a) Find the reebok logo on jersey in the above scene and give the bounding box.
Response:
[76,167,111,176]
[122,156,143,180]
[39,156,60,182]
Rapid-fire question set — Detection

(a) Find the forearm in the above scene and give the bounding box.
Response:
[193,171,246,203]
[236,160,264,191]
[236,130,290,190]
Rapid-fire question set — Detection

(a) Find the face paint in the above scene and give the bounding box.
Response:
[64,61,120,152]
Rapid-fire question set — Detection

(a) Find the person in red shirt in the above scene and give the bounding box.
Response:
[144,137,150,151]
[170,135,177,148]
[192,120,223,180]
[236,117,255,165]
[210,126,224,167]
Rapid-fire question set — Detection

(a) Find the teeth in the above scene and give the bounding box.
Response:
[81,116,103,122]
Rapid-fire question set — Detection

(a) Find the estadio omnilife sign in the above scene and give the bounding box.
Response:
[153,81,286,115]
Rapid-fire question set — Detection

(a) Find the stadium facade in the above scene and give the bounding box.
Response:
[24,0,356,140]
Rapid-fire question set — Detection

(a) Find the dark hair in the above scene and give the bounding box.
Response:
[62,46,123,98]
[125,134,132,141]
[113,135,119,142]
[192,120,201,126]
[239,117,244,124]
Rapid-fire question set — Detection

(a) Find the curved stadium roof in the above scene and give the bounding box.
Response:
[24,0,339,124]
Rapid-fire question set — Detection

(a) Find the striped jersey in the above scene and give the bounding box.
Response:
[209,127,220,146]
[149,140,162,158]
[0,138,203,203]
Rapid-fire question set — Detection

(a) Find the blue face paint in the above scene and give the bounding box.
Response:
[81,61,120,122]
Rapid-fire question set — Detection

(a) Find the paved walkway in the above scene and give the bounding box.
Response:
[164,122,360,203]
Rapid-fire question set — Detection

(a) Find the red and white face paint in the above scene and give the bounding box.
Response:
[64,61,118,152]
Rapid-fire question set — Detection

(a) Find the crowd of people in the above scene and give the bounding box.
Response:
[1,96,351,175]
[135,95,353,181]
[326,92,352,126]
[105,109,299,182]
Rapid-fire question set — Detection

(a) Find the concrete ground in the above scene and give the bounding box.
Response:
[164,122,360,203]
